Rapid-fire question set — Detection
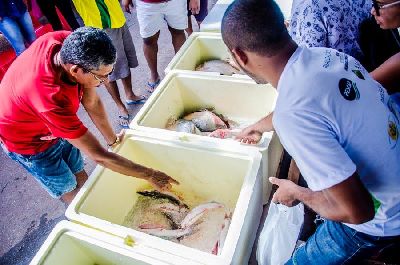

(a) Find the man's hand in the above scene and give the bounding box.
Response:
[122,0,134,13]
[269,177,301,207]
[235,125,262,144]
[0,17,3,22]
[148,170,180,191]
[189,0,200,15]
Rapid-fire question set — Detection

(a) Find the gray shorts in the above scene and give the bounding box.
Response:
[104,23,139,81]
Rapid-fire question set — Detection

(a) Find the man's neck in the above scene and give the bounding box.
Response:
[52,51,77,85]
[261,41,298,88]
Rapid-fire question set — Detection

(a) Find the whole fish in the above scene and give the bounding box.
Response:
[166,119,202,134]
[183,109,228,132]
[124,190,188,231]
[179,206,229,254]
[195,59,243,76]
[138,225,193,239]
[151,203,189,227]
[180,202,224,228]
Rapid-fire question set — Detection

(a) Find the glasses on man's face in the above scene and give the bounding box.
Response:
[373,0,400,16]
[80,66,114,84]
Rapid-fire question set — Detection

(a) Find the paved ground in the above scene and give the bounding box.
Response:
[0,3,216,264]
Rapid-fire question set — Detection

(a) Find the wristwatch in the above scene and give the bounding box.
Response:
[108,135,121,147]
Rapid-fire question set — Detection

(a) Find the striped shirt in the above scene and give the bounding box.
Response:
[72,0,126,29]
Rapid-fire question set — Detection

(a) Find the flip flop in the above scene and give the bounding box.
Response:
[126,95,147,105]
[146,79,161,93]
[118,114,131,129]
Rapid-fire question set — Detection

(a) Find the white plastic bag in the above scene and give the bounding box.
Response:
[256,203,304,265]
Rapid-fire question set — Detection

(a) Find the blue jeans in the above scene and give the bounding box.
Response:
[286,220,400,265]
[0,11,36,55]
[1,139,84,198]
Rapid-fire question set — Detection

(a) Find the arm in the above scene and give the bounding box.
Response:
[289,3,328,48]
[67,131,179,190]
[370,52,400,94]
[235,112,274,144]
[81,86,118,146]
[189,0,200,15]
[121,0,134,13]
[269,172,375,224]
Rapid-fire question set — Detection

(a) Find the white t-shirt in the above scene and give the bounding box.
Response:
[273,46,400,237]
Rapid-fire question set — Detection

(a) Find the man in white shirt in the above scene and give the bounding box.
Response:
[222,0,400,263]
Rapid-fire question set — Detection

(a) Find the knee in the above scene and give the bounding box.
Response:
[143,34,159,46]
[168,27,185,37]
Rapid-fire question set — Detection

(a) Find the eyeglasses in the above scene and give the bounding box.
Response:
[79,65,114,84]
[372,0,400,16]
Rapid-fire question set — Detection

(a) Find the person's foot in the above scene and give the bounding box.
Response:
[126,95,147,105]
[118,113,131,129]
[146,78,161,93]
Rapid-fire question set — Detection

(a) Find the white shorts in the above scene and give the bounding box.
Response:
[136,0,188,38]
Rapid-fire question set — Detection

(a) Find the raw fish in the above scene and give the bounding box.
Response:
[183,109,228,132]
[195,59,243,76]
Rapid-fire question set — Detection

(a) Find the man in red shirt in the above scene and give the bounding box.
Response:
[0,27,178,203]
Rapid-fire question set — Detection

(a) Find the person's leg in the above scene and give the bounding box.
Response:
[143,31,161,84]
[164,0,187,53]
[103,80,130,120]
[286,220,379,265]
[60,170,88,204]
[59,139,87,204]
[16,11,36,44]
[36,0,63,30]
[54,0,80,30]
[186,16,193,36]
[185,0,193,36]
[0,17,28,55]
[136,0,164,86]
[0,140,82,200]
[168,27,185,53]
[103,27,130,127]
[120,24,144,102]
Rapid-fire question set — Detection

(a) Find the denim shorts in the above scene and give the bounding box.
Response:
[1,139,84,198]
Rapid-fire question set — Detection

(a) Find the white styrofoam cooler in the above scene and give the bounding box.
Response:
[66,130,263,265]
[165,32,249,79]
[130,71,279,203]
[30,221,200,265]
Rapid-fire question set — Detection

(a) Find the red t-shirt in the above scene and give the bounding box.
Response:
[0,31,88,155]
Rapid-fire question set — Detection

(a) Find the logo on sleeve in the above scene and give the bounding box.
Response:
[352,69,365,80]
[339,78,360,101]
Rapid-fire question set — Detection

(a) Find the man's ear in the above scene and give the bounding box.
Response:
[69,65,80,78]
[232,48,248,67]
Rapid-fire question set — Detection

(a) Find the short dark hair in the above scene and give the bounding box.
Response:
[60,27,116,71]
[222,0,290,57]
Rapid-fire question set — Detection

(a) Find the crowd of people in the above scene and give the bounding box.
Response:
[0,0,399,264]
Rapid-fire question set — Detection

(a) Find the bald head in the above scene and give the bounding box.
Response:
[222,0,290,57]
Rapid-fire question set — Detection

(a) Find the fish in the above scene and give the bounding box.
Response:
[217,214,231,255]
[124,190,189,231]
[166,119,203,134]
[137,190,188,208]
[180,202,224,228]
[138,225,193,239]
[151,203,189,227]
[179,206,230,254]
[195,59,244,76]
[183,109,229,132]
